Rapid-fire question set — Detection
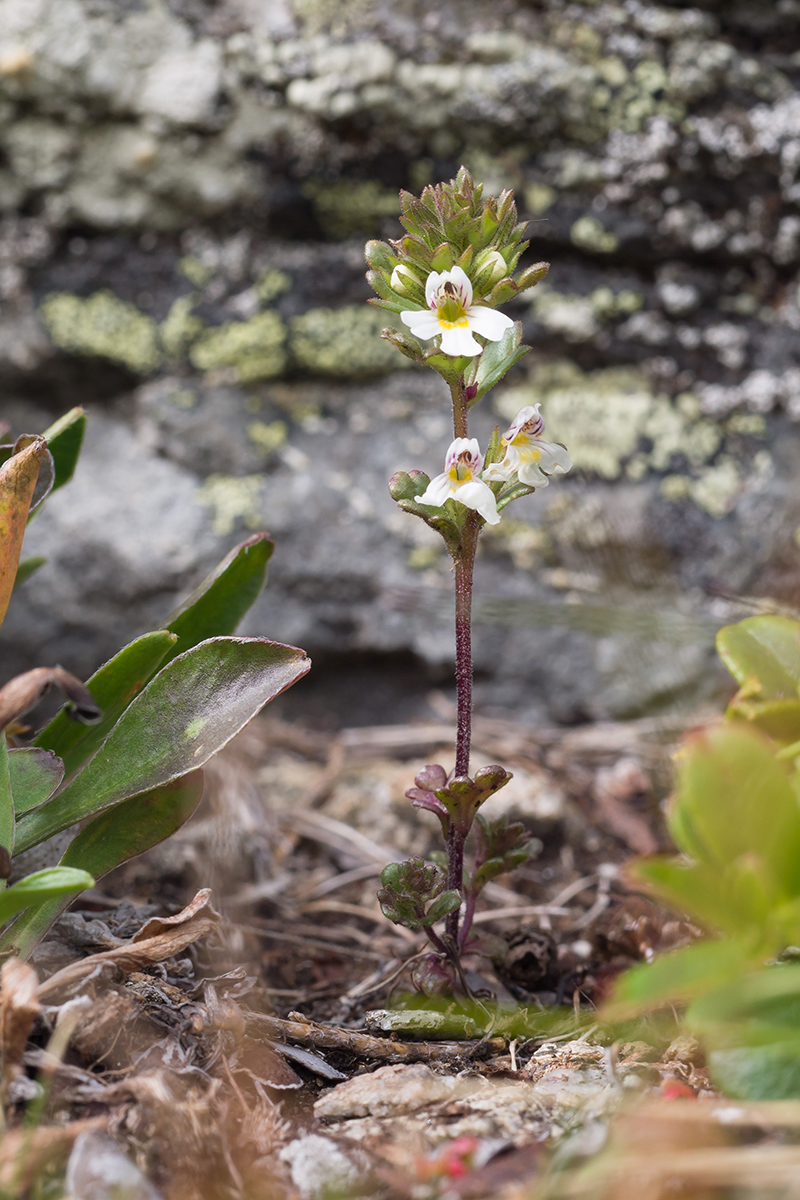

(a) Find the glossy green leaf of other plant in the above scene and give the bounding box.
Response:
[8,748,64,815]
[12,556,46,590]
[727,697,800,746]
[0,737,12,864]
[35,630,178,778]
[16,636,310,853]
[630,856,768,936]
[0,867,94,927]
[669,724,800,899]
[160,533,274,666]
[688,965,800,1099]
[41,407,86,491]
[605,936,762,1019]
[717,616,800,701]
[0,437,47,631]
[1,771,204,959]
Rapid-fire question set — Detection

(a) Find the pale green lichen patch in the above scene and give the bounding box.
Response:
[530,285,643,342]
[570,215,619,254]
[304,179,401,239]
[195,474,265,536]
[290,306,407,378]
[254,269,292,303]
[495,361,728,501]
[160,295,204,357]
[247,419,287,455]
[178,256,215,287]
[39,290,162,373]
[190,312,287,381]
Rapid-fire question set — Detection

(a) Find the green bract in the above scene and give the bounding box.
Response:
[0,413,310,957]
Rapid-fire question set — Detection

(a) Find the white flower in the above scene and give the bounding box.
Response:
[483,404,572,489]
[415,437,500,525]
[400,265,513,357]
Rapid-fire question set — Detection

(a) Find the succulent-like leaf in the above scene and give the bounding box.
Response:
[16,637,310,853]
[717,616,800,701]
[8,748,64,815]
[35,630,178,778]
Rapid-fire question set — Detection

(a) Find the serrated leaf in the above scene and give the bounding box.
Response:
[17,637,310,853]
[0,867,94,927]
[8,748,63,815]
[41,407,86,491]
[717,616,800,701]
[0,771,204,959]
[35,630,178,778]
[472,323,530,403]
[161,533,273,666]
[422,890,462,925]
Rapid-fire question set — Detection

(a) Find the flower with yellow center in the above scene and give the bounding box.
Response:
[483,404,572,489]
[400,265,513,357]
[415,437,500,525]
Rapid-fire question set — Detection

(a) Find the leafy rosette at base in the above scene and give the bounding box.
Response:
[377,857,461,932]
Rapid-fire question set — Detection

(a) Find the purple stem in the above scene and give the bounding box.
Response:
[445,379,480,946]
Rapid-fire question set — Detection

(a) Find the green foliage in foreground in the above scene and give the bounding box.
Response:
[0,410,309,956]
[610,614,800,1098]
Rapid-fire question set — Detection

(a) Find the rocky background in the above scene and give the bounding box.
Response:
[2,0,800,727]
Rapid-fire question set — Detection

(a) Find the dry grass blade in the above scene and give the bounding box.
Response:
[0,957,40,1105]
[38,889,220,1001]
[0,1117,107,1194]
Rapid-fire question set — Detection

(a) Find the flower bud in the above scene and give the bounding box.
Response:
[390,262,424,299]
[473,249,508,290]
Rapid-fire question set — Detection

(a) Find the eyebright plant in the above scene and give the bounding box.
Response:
[0,408,310,958]
[366,168,571,993]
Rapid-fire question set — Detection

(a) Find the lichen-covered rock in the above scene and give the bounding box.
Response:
[3,0,800,726]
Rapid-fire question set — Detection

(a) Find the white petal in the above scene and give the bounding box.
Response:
[455,479,501,525]
[401,310,443,340]
[445,437,482,471]
[448,265,474,307]
[466,305,514,342]
[535,440,572,475]
[425,271,444,307]
[439,324,482,356]
[482,455,514,482]
[517,461,550,488]
[415,473,452,508]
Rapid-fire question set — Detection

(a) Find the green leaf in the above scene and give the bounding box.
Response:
[605,936,761,1018]
[0,867,94,926]
[422,889,462,926]
[41,407,86,491]
[34,630,178,778]
[0,771,204,959]
[17,636,310,853]
[161,533,273,666]
[12,557,46,590]
[471,323,530,403]
[717,616,800,701]
[8,748,63,815]
[729,698,800,745]
[669,724,800,899]
[0,737,12,863]
[708,1042,800,1100]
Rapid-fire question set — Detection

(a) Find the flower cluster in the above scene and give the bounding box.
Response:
[415,407,572,529]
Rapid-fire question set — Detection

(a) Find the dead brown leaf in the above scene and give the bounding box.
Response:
[38,889,220,1001]
[0,957,40,1104]
[0,665,100,732]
